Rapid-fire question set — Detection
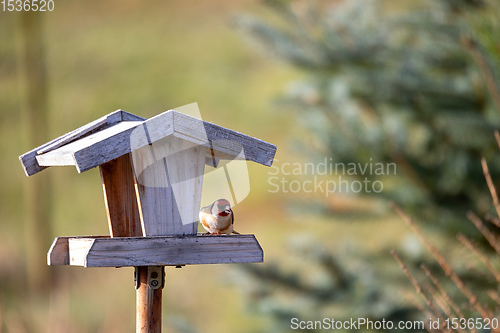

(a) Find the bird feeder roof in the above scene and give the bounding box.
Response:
[20,109,277,176]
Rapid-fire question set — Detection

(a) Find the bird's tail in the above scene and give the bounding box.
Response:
[232,230,240,235]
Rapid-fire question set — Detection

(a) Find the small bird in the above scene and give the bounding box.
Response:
[199,199,239,235]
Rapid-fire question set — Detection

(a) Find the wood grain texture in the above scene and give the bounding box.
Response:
[48,234,263,267]
[100,154,143,237]
[136,266,163,333]
[36,121,144,169]
[47,237,69,266]
[133,136,204,236]
[173,111,277,167]
[29,110,276,175]
[47,235,108,266]
[19,110,145,176]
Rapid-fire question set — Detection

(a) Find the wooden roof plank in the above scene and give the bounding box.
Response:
[36,121,145,170]
[19,109,145,176]
[25,109,277,175]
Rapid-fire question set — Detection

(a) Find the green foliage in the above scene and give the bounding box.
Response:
[235,236,423,333]
[237,0,500,234]
[235,0,500,331]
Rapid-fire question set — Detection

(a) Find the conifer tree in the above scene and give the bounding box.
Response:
[234,1,500,331]
[237,0,500,235]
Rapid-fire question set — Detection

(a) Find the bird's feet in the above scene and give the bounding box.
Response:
[202,232,222,236]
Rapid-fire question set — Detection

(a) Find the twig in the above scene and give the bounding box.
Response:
[466,211,500,255]
[495,130,500,150]
[463,38,500,115]
[487,290,500,305]
[421,264,465,319]
[391,250,450,332]
[422,282,464,333]
[481,158,500,219]
[391,203,490,318]
[457,233,500,283]
[484,213,500,228]
[404,293,435,333]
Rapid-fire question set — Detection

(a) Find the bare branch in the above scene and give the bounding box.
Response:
[481,158,500,220]
[466,211,500,255]
[391,203,490,318]
[457,233,500,283]
[484,213,500,228]
[391,250,449,332]
[421,264,465,319]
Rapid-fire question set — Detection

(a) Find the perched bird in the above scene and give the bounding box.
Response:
[199,199,239,235]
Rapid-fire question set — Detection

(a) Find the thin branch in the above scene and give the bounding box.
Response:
[421,264,465,319]
[457,233,500,283]
[391,203,490,318]
[391,250,450,332]
[422,282,463,333]
[481,158,500,219]
[463,38,500,115]
[466,211,500,255]
[495,130,500,150]
[404,293,435,333]
[484,213,500,228]
[487,290,500,305]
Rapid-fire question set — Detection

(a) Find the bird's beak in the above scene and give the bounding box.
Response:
[224,206,231,214]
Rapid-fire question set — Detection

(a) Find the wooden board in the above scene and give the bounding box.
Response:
[19,110,145,176]
[31,110,277,174]
[47,234,263,267]
[36,121,144,169]
[100,154,143,237]
[173,111,276,166]
[47,235,109,266]
[133,136,204,236]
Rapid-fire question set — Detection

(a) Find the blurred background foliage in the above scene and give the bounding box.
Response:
[1,0,499,332]
[234,0,500,332]
[236,0,500,237]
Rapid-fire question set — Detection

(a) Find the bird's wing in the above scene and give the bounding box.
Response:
[199,212,212,231]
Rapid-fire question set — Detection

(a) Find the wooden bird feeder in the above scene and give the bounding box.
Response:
[19,108,276,332]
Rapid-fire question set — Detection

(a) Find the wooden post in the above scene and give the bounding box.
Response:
[136,266,164,333]
[99,153,143,237]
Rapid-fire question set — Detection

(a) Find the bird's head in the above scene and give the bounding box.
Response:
[213,199,232,217]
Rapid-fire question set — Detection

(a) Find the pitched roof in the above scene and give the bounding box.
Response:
[20,109,277,176]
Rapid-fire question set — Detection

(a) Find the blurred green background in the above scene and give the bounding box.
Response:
[1,0,499,332]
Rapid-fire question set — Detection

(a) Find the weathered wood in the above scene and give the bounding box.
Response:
[100,154,143,237]
[136,266,163,333]
[30,110,277,174]
[37,112,120,155]
[47,235,263,267]
[173,111,276,166]
[19,110,145,176]
[47,237,69,266]
[132,136,204,236]
[47,235,108,266]
[36,120,144,169]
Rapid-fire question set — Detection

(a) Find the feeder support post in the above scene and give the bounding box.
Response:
[135,266,165,333]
